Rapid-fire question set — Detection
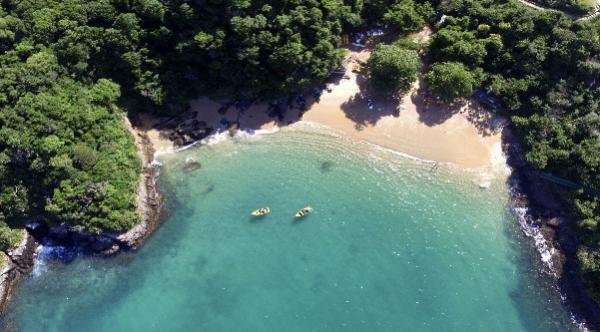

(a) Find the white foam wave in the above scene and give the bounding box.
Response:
[290,123,442,169]
[174,140,201,152]
[294,122,438,165]
[490,142,510,172]
[513,205,558,274]
[30,245,82,278]
[509,186,593,331]
[293,120,338,132]
[296,122,508,189]
[238,126,281,136]
[364,141,436,164]
[31,245,50,277]
[508,176,558,274]
[174,126,282,151]
[571,313,591,332]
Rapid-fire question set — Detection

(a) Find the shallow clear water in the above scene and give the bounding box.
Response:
[2,126,577,331]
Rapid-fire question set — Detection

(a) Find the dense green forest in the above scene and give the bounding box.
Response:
[0,0,599,310]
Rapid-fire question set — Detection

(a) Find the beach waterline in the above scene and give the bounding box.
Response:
[1,126,577,331]
[144,46,504,169]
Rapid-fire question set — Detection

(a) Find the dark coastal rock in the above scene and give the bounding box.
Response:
[502,128,600,329]
[24,220,48,239]
[5,234,37,272]
[183,158,201,172]
[90,235,118,252]
[190,127,213,140]
[46,225,70,244]
[23,221,130,256]
[159,111,217,146]
[547,217,562,228]
[228,122,240,137]
[173,137,184,146]
[167,124,214,147]
[0,233,37,315]
[175,135,190,145]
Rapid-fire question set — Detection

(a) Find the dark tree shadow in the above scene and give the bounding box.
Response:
[134,49,376,145]
[340,72,402,130]
[411,77,508,137]
[132,42,504,149]
[412,77,465,127]
[464,102,507,137]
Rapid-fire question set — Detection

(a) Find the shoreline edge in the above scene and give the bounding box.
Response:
[0,115,164,315]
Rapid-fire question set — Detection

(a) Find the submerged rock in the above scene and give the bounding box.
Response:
[228,122,240,137]
[320,161,334,173]
[183,157,201,172]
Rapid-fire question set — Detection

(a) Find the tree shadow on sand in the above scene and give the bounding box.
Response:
[463,102,504,137]
[136,69,353,143]
[411,77,465,127]
[411,78,503,137]
[340,72,402,130]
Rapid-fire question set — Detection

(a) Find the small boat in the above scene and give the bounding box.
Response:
[295,206,313,218]
[251,207,271,216]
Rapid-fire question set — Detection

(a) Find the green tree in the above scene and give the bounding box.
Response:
[425,62,477,101]
[382,0,425,32]
[368,44,420,94]
[0,223,21,251]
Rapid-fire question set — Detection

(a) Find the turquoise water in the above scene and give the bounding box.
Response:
[2,126,576,331]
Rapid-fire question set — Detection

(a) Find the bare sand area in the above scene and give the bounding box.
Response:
[139,46,507,178]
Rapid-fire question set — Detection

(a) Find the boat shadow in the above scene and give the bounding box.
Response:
[291,218,307,226]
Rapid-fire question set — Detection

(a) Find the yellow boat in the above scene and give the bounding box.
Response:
[251,207,271,216]
[295,206,313,218]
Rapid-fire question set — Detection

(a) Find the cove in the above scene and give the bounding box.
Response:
[1,126,577,331]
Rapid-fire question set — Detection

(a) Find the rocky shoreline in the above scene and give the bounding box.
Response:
[1,107,598,328]
[0,116,164,315]
[23,118,164,255]
[0,233,37,316]
[117,117,164,252]
[503,128,600,330]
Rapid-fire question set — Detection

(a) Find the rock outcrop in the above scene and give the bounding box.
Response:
[0,233,37,314]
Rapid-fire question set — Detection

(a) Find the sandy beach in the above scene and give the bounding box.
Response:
[140,46,507,176]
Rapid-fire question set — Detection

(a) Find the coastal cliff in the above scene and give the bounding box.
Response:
[0,233,37,315]
[116,118,164,252]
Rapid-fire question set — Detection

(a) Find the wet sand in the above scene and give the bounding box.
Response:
[141,46,506,175]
